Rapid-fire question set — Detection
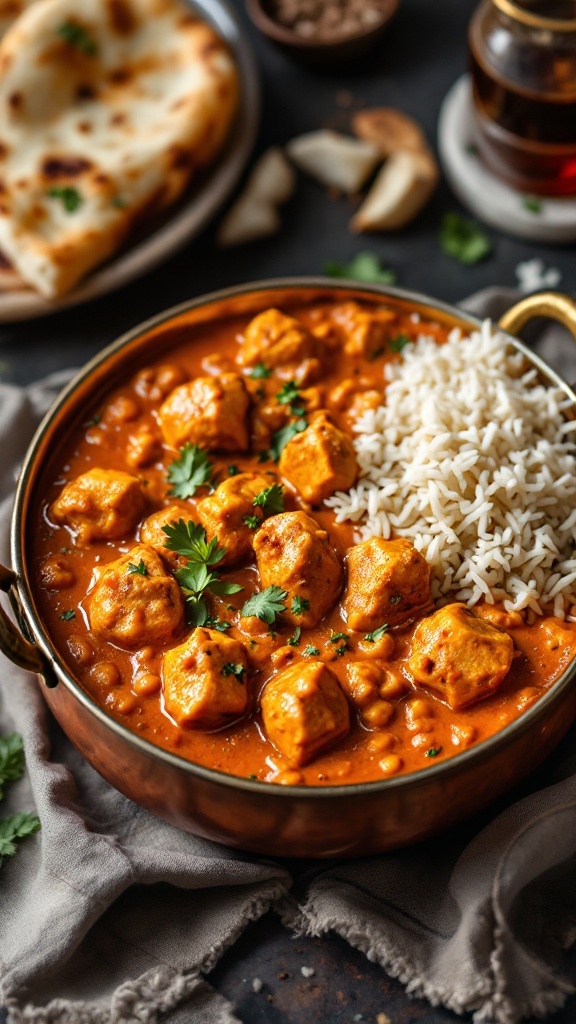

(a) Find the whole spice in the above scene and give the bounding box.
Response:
[266,0,391,40]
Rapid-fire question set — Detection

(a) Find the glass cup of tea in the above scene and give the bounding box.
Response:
[469,0,576,196]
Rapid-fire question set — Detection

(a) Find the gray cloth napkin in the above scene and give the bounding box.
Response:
[1,289,576,1024]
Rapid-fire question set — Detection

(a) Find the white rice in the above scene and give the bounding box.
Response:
[327,320,576,617]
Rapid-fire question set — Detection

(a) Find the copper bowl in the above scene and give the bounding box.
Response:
[2,280,576,858]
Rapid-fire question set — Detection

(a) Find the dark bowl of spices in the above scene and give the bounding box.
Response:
[246,0,400,65]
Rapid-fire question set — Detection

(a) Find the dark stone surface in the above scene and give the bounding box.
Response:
[2,1,575,1021]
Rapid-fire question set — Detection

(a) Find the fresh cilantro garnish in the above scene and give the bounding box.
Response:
[334,643,348,657]
[252,484,284,515]
[389,333,410,353]
[425,747,442,758]
[60,610,76,621]
[46,186,83,213]
[167,443,213,499]
[302,644,320,657]
[250,362,272,380]
[329,630,349,644]
[162,519,224,566]
[465,142,479,156]
[243,513,260,529]
[228,465,239,476]
[364,624,389,642]
[241,586,288,625]
[268,418,307,462]
[291,596,310,616]
[57,20,97,56]
[0,734,24,801]
[440,212,492,265]
[325,252,397,285]
[287,626,301,647]
[222,663,245,680]
[523,195,542,214]
[84,414,101,427]
[389,594,403,605]
[248,773,257,780]
[127,560,147,576]
[276,382,304,414]
[0,813,41,861]
[204,616,231,632]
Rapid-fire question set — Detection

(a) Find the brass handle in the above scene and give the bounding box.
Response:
[499,292,576,341]
[0,564,57,684]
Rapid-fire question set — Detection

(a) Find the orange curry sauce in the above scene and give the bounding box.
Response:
[30,301,576,786]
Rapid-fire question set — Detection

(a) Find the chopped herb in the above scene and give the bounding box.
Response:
[440,212,492,266]
[162,519,224,566]
[523,195,542,214]
[241,586,288,625]
[334,643,348,658]
[276,381,304,414]
[127,560,147,576]
[84,414,101,427]
[425,747,442,758]
[268,418,308,462]
[222,663,245,680]
[329,630,349,644]
[57,20,97,56]
[0,733,24,801]
[163,520,242,626]
[364,624,389,643]
[465,142,479,156]
[257,451,270,463]
[204,616,231,632]
[389,333,410,353]
[325,252,397,285]
[60,610,76,621]
[243,513,260,529]
[111,196,127,209]
[248,773,257,780]
[291,595,310,616]
[287,626,302,647]
[302,644,320,657]
[250,362,271,379]
[252,483,284,515]
[389,594,403,605]
[0,812,41,861]
[167,443,213,499]
[46,186,83,213]
[228,465,239,476]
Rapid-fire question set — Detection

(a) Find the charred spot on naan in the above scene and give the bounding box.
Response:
[106,0,137,36]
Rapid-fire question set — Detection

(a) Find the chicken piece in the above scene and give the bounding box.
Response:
[162,627,249,729]
[139,504,194,569]
[39,555,76,590]
[133,363,187,402]
[254,511,342,628]
[330,302,398,359]
[51,468,145,545]
[158,373,250,452]
[238,308,324,384]
[126,422,163,469]
[261,661,350,766]
[89,544,184,650]
[343,537,431,632]
[408,603,514,710]
[197,472,277,566]
[279,411,357,504]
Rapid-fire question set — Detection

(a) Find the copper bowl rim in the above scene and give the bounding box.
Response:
[11,276,576,800]
[245,0,400,50]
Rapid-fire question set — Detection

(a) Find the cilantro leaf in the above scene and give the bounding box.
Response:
[439,212,492,265]
[60,609,76,621]
[287,626,301,647]
[425,747,442,758]
[0,733,25,801]
[325,252,397,285]
[334,643,347,657]
[389,333,410,353]
[222,663,245,680]
[268,419,307,462]
[204,616,231,632]
[291,596,310,616]
[228,465,239,476]
[276,381,300,406]
[46,186,83,213]
[523,195,542,214]
[249,362,272,379]
[241,586,288,624]
[167,444,213,499]
[162,519,224,566]
[302,644,320,657]
[243,513,260,529]
[127,560,147,576]
[0,812,41,860]
[329,630,349,644]
[252,484,284,515]
[364,624,389,643]
[57,20,97,56]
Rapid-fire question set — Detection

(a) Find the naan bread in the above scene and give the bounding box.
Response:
[0,0,238,297]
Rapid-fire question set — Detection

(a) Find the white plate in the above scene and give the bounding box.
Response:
[0,0,260,323]
[438,75,576,244]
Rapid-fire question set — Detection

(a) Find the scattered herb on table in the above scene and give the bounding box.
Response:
[291,596,310,616]
[523,195,542,214]
[241,586,288,625]
[46,186,83,213]
[57,20,97,56]
[389,333,410,354]
[250,362,271,380]
[439,212,492,265]
[268,418,307,462]
[0,733,40,865]
[167,443,213,499]
[325,252,397,285]
[222,663,245,680]
[302,644,320,657]
[0,813,41,861]
[425,747,442,758]
[60,609,76,621]
[465,142,479,156]
[364,624,389,643]
[252,483,284,515]
[242,513,260,529]
[127,560,147,576]
[162,519,242,626]
[287,626,301,647]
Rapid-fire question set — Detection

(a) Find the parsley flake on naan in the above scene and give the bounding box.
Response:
[0,0,238,297]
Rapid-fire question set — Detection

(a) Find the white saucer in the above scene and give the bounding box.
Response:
[438,75,576,244]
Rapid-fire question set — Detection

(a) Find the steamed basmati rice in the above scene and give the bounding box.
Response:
[327,320,576,617]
